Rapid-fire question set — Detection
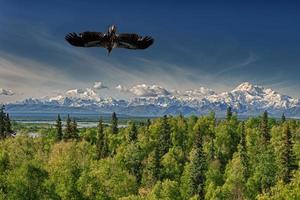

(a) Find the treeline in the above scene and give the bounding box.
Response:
[0,108,299,200]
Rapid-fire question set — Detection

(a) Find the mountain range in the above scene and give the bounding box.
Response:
[6,82,300,117]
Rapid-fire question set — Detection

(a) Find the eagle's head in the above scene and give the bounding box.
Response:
[108,25,117,35]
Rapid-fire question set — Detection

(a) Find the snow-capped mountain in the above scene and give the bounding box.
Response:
[6,82,300,117]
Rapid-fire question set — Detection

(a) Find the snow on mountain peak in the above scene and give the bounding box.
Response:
[233,82,263,93]
[65,88,100,101]
[9,82,300,117]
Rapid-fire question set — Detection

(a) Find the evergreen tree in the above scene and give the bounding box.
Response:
[281,113,286,123]
[261,111,270,144]
[0,105,5,139]
[4,113,12,137]
[96,118,107,159]
[239,122,249,179]
[226,106,233,121]
[55,114,63,141]
[142,147,161,184]
[184,122,207,199]
[111,112,118,134]
[281,124,297,183]
[71,119,79,139]
[128,122,138,142]
[158,115,171,157]
[63,114,72,140]
[146,118,151,129]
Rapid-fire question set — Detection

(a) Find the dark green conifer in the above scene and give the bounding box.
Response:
[190,123,206,199]
[0,105,5,139]
[4,113,12,137]
[111,112,118,134]
[158,115,171,156]
[261,111,270,144]
[71,118,79,139]
[63,114,72,140]
[239,122,249,179]
[128,122,138,142]
[96,118,107,159]
[281,113,286,123]
[55,114,63,141]
[281,124,297,183]
[146,118,151,129]
[226,106,233,121]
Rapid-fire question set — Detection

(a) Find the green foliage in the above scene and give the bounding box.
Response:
[96,118,108,159]
[78,158,137,200]
[0,106,14,139]
[63,114,72,140]
[226,106,233,121]
[261,110,270,144]
[55,114,62,141]
[0,110,299,199]
[111,112,119,134]
[147,180,182,200]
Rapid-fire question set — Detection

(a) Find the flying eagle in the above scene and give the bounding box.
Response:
[65,25,154,55]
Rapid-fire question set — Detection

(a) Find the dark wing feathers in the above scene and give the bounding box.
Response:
[117,33,154,49]
[65,32,105,47]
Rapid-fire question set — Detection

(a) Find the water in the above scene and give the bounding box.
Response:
[15,120,127,128]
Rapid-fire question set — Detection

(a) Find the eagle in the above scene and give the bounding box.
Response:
[65,25,154,55]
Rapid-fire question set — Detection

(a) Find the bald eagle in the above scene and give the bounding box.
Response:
[65,25,154,55]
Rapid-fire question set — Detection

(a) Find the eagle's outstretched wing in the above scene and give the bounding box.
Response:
[65,32,106,47]
[116,33,154,49]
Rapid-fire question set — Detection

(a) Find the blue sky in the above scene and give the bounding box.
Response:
[1,0,300,102]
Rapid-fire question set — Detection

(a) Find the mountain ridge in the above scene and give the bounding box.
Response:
[6,82,300,117]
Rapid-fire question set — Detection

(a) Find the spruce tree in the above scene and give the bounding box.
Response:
[0,105,5,139]
[190,123,206,199]
[96,118,107,159]
[4,113,12,137]
[63,114,72,140]
[239,122,249,179]
[128,122,138,142]
[261,111,270,144]
[158,115,171,157]
[226,106,233,121]
[281,113,286,123]
[111,112,118,134]
[71,119,79,139]
[281,124,296,183]
[146,118,151,129]
[55,114,63,141]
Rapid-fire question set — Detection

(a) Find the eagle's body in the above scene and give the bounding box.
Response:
[65,25,154,55]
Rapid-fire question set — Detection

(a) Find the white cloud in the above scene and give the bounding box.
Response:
[117,84,171,97]
[0,88,14,96]
[116,85,129,93]
[65,88,99,101]
[93,81,108,90]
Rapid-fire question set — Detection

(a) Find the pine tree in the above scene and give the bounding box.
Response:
[226,106,233,121]
[96,118,107,159]
[189,123,206,199]
[63,114,72,140]
[111,112,118,134]
[0,105,5,139]
[4,113,12,137]
[55,114,63,141]
[281,124,297,183]
[239,122,249,179]
[128,122,138,142]
[146,118,151,129]
[261,110,270,144]
[281,113,286,123]
[158,115,171,157]
[71,119,79,139]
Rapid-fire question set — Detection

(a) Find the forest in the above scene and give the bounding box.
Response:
[0,106,299,200]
